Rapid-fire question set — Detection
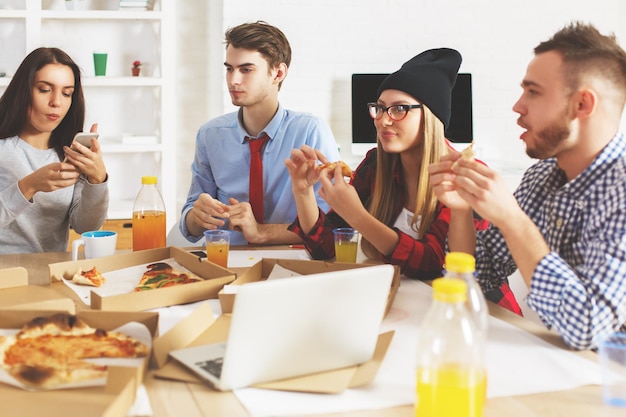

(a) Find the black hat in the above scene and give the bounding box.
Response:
[377,48,462,129]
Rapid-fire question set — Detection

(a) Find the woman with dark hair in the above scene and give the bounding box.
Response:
[0,47,109,254]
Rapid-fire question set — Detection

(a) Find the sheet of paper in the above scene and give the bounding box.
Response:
[234,279,603,417]
[221,264,303,295]
[149,299,222,335]
[227,249,311,268]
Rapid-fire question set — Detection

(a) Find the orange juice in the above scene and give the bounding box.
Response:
[416,366,486,417]
[206,242,229,267]
[335,241,358,263]
[132,210,166,251]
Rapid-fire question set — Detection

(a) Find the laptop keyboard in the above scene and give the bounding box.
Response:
[196,357,224,378]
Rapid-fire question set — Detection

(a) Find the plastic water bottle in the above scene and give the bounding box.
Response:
[132,176,166,251]
[416,277,487,417]
[445,252,489,340]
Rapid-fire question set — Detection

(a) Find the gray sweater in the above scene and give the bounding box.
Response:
[0,136,109,254]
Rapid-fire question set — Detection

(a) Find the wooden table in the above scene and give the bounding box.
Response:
[2,251,623,417]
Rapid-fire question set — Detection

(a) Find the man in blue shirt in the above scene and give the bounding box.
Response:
[181,21,339,246]
[429,22,626,350]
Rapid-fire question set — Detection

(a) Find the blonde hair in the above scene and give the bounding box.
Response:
[361,105,448,260]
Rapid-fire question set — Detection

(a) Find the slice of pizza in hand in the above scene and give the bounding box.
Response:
[68,266,105,287]
[452,142,475,169]
[0,313,149,390]
[317,161,353,178]
[134,262,203,292]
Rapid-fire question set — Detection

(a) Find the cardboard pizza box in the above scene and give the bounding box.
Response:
[0,267,75,312]
[151,302,394,394]
[48,246,236,312]
[0,309,159,417]
[218,258,401,317]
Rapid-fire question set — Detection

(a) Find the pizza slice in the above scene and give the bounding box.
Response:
[0,313,149,389]
[68,266,105,287]
[452,142,475,169]
[318,161,353,178]
[134,262,202,292]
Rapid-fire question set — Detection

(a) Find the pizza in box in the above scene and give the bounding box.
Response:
[0,313,150,390]
[67,262,202,291]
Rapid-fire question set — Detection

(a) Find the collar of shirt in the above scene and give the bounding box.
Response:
[237,104,286,143]
[557,132,626,197]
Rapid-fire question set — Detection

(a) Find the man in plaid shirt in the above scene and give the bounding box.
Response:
[429,22,626,350]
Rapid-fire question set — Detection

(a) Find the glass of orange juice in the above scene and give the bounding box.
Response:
[332,228,359,263]
[203,230,230,268]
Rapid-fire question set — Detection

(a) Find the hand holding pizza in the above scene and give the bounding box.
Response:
[284,144,329,194]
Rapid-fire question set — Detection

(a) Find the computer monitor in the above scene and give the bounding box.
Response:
[351,73,473,155]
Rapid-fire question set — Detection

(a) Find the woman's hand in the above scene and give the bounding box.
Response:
[18,162,80,201]
[63,123,107,184]
[317,164,366,221]
[284,144,328,195]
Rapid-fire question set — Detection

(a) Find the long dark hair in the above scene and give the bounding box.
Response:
[0,47,85,160]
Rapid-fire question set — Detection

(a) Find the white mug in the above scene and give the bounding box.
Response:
[72,230,117,260]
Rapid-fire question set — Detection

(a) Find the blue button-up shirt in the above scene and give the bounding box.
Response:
[181,104,339,245]
[475,133,626,350]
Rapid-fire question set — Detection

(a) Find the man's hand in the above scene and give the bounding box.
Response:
[186,193,231,236]
[428,152,472,211]
[452,158,523,228]
[227,197,262,242]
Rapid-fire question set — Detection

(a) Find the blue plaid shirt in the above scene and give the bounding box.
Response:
[475,133,626,350]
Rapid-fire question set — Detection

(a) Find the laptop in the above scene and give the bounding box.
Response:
[169,263,394,391]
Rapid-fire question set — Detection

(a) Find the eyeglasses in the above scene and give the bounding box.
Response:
[367,103,423,121]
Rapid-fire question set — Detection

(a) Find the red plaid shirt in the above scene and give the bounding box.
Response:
[288,148,522,315]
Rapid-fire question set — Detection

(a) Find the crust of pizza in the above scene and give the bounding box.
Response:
[318,161,353,177]
[452,142,475,169]
[460,142,475,160]
[69,266,105,287]
[0,313,149,389]
[134,262,202,292]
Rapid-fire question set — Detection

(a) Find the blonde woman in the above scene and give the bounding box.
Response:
[285,48,521,313]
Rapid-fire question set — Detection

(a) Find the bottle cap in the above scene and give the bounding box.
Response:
[141,176,157,185]
[445,252,475,273]
[432,278,467,303]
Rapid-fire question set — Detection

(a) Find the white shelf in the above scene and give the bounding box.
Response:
[40,10,162,20]
[101,144,163,153]
[0,10,27,18]
[82,77,163,87]
[1,77,162,87]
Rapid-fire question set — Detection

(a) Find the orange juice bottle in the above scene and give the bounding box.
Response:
[132,176,166,251]
[415,278,486,417]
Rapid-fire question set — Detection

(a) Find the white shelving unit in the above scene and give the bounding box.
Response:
[0,0,176,230]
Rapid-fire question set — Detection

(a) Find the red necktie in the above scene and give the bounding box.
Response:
[246,134,270,223]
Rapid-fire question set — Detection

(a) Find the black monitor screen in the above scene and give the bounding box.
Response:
[351,73,473,144]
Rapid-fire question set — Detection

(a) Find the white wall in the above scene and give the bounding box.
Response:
[174,0,626,210]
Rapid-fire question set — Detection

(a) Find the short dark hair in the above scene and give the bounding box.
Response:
[535,22,626,99]
[0,47,85,160]
[225,21,291,88]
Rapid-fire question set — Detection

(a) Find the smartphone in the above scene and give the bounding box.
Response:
[73,132,99,149]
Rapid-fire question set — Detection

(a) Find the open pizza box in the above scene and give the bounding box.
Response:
[0,309,159,417]
[218,258,401,317]
[0,267,75,312]
[48,246,236,312]
[151,302,394,394]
